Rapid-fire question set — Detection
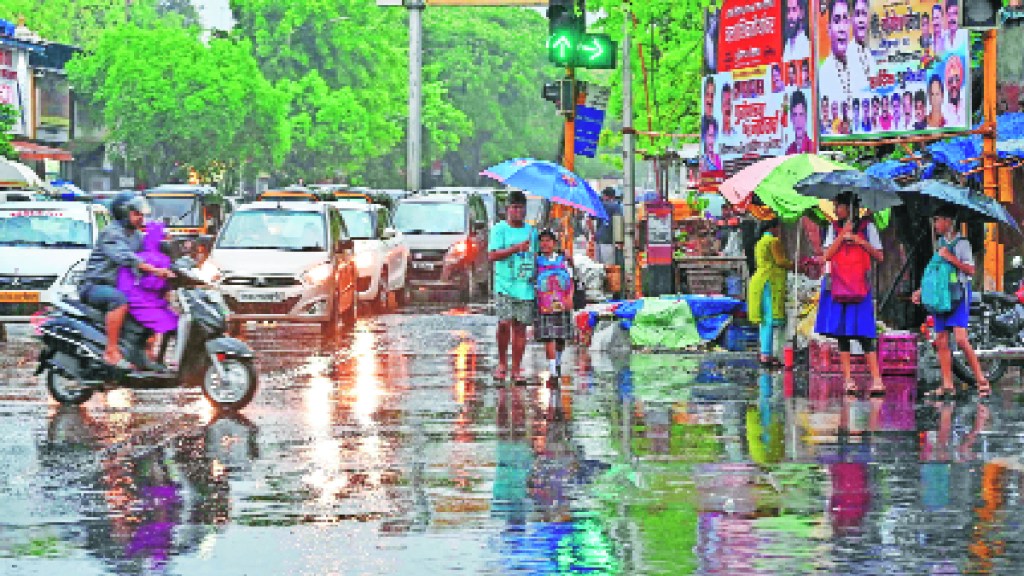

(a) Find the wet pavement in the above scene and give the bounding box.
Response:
[4,303,1024,575]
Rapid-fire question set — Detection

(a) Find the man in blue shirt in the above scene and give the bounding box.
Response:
[489,190,537,383]
[592,188,622,265]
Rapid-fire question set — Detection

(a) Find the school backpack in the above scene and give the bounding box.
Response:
[536,253,574,314]
[830,220,872,304]
[921,238,963,315]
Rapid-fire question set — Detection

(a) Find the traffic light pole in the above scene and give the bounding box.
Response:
[621,3,636,299]
[563,69,575,172]
[407,0,424,192]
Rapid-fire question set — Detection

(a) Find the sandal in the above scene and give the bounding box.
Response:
[977,380,992,398]
[493,365,508,381]
[844,380,860,396]
[512,369,528,385]
[868,381,886,397]
[924,386,956,401]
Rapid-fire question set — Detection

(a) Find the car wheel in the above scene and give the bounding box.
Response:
[375,268,390,312]
[342,289,358,326]
[461,268,477,302]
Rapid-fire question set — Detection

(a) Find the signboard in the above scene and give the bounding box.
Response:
[574,104,605,158]
[0,48,24,135]
[700,0,817,191]
[814,0,972,141]
[35,75,70,143]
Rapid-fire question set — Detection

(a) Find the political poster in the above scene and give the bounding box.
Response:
[814,0,972,141]
[700,0,818,191]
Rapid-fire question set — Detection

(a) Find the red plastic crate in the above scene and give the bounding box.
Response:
[809,338,867,374]
[879,332,918,375]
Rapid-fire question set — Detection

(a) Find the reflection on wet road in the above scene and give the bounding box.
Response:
[4,305,1024,574]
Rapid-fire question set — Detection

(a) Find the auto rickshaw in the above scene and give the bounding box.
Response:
[144,184,228,261]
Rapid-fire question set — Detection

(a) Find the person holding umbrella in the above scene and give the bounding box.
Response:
[748,218,793,367]
[912,205,990,398]
[815,192,886,395]
[489,190,538,383]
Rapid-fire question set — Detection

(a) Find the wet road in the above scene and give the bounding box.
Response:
[4,304,1024,575]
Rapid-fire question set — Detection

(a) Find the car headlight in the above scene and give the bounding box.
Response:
[354,250,374,271]
[302,263,334,286]
[445,240,469,263]
[62,260,86,286]
[197,261,223,284]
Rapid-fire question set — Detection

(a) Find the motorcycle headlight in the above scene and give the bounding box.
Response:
[354,250,374,271]
[62,260,86,286]
[302,263,333,286]
[197,261,223,284]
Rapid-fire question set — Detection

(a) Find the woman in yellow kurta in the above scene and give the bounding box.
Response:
[748,219,793,366]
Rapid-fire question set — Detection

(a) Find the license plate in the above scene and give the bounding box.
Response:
[236,291,284,303]
[413,262,435,270]
[0,291,40,303]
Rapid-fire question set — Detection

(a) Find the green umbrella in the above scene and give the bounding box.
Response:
[753,155,857,222]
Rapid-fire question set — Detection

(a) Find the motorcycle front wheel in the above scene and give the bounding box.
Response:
[46,369,94,405]
[950,326,1008,387]
[202,358,257,411]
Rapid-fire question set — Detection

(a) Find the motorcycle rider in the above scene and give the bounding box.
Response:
[79,192,173,368]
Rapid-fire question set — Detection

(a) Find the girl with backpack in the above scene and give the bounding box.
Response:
[814,193,886,396]
[912,206,990,398]
[748,219,793,367]
[533,229,574,385]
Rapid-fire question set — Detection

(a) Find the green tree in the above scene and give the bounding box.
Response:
[0,103,18,160]
[67,24,288,185]
[422,7,561,185]
[230,0,468,183]
[0,0,187,47]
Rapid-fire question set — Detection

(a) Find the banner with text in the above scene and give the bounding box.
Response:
[701,0,817,191]
[814,0,972,141]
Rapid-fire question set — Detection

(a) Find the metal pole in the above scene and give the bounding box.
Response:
[407,0,424,192]
[621,3,637,299]
[561,68,575,255]
[982,29,1001,291]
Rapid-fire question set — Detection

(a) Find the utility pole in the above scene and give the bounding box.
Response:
[621,3,636,299]
[982,28,1001,291]
[407,0,424,192]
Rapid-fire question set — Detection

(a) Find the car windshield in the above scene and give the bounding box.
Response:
[218,210,326,250]
[148,196,202,226]
[393,202,465,234]
[0,209,92,247]
[338,210,374,239]
[335,195,369,204]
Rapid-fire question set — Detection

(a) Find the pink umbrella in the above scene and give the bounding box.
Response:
[718,156,789,208]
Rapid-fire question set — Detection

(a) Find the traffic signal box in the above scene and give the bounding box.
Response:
[546,0,616,69]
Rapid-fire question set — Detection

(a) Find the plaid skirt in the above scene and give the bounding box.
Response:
[534,311,574,341]
[495,293,534,324]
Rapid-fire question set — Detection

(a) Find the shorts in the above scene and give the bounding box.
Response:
[80,284,127,313]
[933,285,971,332]
[534,311,573,342]
[495,293,534,325]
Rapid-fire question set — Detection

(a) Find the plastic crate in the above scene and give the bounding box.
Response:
[879,332,918,375]
[809,338,868,373]
[723,323,759,351]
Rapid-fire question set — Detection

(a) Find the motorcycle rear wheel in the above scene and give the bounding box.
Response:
[202,358,257,411]
[46,370,94,405]
[950,327,1008,387]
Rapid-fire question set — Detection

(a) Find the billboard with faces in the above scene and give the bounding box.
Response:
[700,0,818,191]
[814,0,972,141]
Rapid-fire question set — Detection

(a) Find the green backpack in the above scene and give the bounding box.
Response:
[921,238,963,315]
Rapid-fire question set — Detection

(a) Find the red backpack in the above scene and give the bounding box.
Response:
[830,220,872,304]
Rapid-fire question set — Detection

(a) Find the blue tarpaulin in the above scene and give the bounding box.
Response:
[865,160,917,180]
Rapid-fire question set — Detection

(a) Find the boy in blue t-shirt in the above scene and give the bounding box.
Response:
[489,190,538,383]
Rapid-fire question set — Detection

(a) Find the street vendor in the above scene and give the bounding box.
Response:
[748,218,792,367]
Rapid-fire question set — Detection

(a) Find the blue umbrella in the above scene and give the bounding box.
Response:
[482,158,608,220]
[900,181,1021,234]
[794,170,903,212]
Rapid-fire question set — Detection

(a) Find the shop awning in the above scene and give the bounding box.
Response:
[13,141,73,162]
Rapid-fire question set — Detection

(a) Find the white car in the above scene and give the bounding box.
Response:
[335,203,410,311]
[0,200,111,323]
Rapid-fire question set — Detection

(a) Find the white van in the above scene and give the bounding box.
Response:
[0,201,110,323]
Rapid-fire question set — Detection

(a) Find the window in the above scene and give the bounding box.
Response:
[0,209,93,247]
[218,210,326,250]
[147,196,203,226]
[338,209,373,239]
[393,203,467,234]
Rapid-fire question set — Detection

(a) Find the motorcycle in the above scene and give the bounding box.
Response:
[35,257,258,410]
[922,288,1024,386]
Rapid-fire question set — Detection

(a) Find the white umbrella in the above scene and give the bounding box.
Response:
[0,158,44,188]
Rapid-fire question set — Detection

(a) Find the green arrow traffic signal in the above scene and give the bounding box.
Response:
[547,29,579,66]
[576,33,616,69]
